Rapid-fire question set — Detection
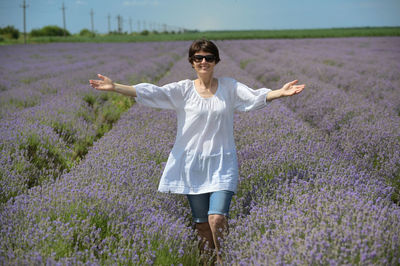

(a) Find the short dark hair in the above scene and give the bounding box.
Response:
[188,39,220,64]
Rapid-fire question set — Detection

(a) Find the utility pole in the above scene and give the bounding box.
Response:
[90,9,94,34]
[61,2,67,37]
[116,15,122,34]
[107,14,111,34]
[20,0,29,44]
[129,17,132,34]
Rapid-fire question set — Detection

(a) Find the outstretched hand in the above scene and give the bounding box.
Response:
[280,80,305,97]
[89,74,115,91]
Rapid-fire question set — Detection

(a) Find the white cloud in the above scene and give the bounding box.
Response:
[123,0,160,6]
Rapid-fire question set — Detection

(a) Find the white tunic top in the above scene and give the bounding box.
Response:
[135,77,271,194]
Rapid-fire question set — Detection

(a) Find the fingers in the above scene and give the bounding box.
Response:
[89,80,100,86]
[96,74,104,81]
[98,74,113,85]
[288,81,305,90]
[284,80,298,89]
[99,74,112,81]
[295,85,305,94]
[90,74,110,89]
[89,79,104,89]
[98,73,112,81]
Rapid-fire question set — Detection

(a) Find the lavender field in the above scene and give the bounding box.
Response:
[1,37,400,265]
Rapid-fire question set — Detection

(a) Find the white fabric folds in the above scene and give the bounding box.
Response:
[135,77,271,194]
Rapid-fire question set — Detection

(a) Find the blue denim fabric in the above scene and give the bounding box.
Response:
[187,190,234,223]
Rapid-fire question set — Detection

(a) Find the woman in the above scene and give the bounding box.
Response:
[89,39,305,263]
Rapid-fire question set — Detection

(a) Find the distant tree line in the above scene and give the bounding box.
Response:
[0,25,20,39]
[30,25,71,37]
[0,25,196,41]
[0,25,71,40]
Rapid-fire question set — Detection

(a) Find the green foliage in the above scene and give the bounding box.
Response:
[42,201,117,260]
[83,93,96,107]
[51,121,77,145]
[81,91,135,151]
[0,25,20,39]
[322,59,344,67]
[0,84,7,92]
[9,97,39,108]
[2,26,400,45]
[49,92,134,163]
[391,169,400,205]
[151,242,200,265]
[79,28,95,37]
[30,25,70,37]
[1,91,135,205]
[231,170,276,218]
[19,133,73,188]
[108,31,127,35]
[38,199,200,264]
[240,59,256,69]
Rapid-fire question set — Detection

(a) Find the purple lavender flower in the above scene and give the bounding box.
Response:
[1,37,400,265]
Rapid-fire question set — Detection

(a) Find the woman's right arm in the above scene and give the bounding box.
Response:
[89,74,137,97]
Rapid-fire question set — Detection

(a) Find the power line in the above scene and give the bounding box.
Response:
[8,2,190,35]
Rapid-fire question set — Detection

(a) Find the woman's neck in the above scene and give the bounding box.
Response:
[196,73,215,90]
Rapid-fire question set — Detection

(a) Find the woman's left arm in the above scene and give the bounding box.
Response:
[266,80,305,101]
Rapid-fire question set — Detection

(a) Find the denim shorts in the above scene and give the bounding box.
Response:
[186,190,234,223]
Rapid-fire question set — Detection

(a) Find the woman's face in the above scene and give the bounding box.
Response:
[192,50,217,75]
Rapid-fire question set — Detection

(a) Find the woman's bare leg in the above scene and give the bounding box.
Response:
[208,214,228,264]
[196,222,215,256]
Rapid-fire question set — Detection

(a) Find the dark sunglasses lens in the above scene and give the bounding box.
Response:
[193,56,203,62]
[205,55,216,62]
[193,55,215,62]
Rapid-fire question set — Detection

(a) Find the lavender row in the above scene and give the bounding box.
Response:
[219,37,400,114]
[0,42,186,204]
[219,38,400,198]
[211,43,399,263]
[0,42,186,118]
[224,102,399,265]
[0,102,199,264]
[1,40,399,264]
[1,54,203,264]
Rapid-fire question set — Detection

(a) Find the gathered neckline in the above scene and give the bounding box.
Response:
[192,78,220,99]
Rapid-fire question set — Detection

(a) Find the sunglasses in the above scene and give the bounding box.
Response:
[192,54,216,63]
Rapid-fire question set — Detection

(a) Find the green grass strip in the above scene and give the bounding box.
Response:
[1,27,399,45]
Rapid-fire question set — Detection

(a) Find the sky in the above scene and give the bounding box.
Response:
[0,0,399,34]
